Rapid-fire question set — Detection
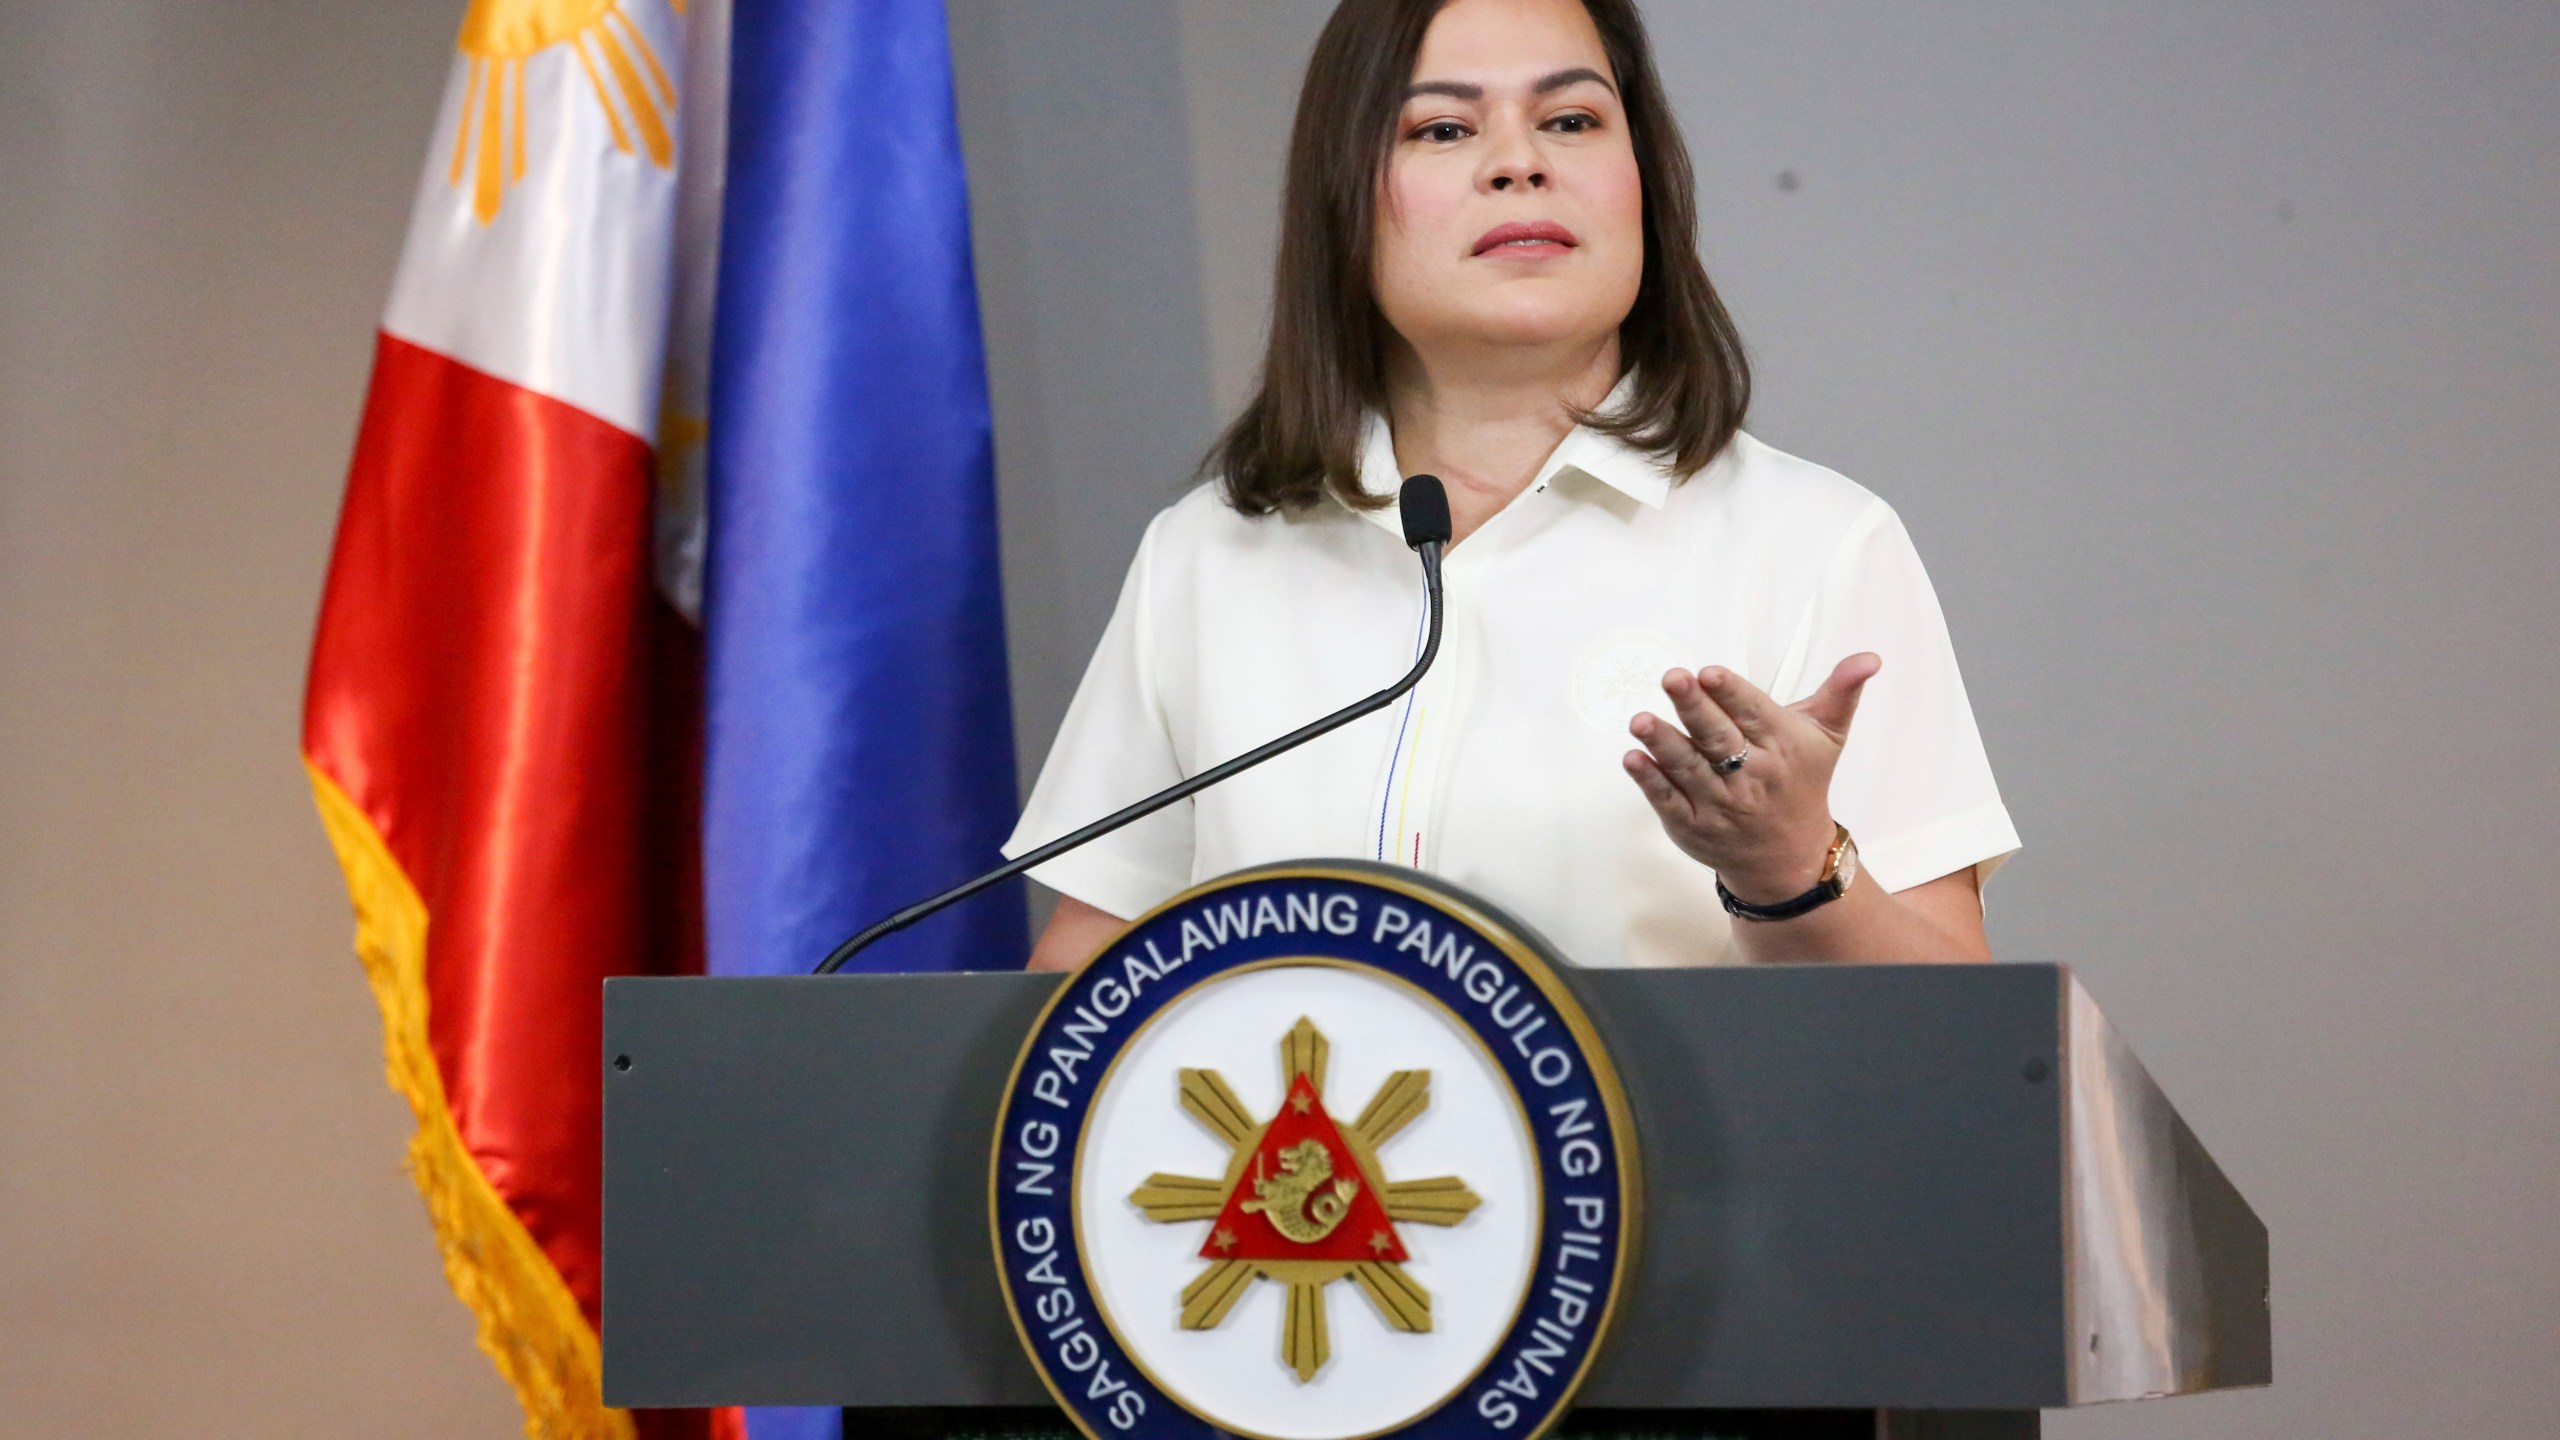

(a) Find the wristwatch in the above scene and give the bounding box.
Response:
[1717,824,1859,922]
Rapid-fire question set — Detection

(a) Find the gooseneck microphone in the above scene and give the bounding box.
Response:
[813,476,1453,975]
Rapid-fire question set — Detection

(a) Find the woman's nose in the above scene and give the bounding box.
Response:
[1481,120,1548,192]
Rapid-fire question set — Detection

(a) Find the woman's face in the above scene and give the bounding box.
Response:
[1372,0,1645,366]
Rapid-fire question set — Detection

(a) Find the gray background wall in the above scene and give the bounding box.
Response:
[0,2,523,1435]
[0,1,2551,1436]
[1158,9,2560,1439]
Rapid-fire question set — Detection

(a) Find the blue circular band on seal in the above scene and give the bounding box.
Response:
[990,865,1636,1440]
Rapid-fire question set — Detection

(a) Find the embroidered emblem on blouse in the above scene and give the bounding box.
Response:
[1570,629,1688,735]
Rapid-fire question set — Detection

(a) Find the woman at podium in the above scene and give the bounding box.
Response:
[1010,0,2019,975]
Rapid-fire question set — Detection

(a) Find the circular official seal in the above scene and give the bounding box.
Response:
[990,862,1640,1440]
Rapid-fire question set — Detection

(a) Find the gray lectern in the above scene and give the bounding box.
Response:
[600,963,2266,1438]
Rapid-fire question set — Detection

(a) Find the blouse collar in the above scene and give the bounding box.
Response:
[1349,374,1675,534]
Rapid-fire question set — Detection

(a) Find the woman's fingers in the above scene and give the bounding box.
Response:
[1696,667,1780,742]
[1794,653,1881,740]
[1625,659,1878,878]
[1621,749,1692,823]
[1630,706,1715,786]
[1660,669,1748,768]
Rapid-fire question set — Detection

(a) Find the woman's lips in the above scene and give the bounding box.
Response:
[1472,220,1579,256]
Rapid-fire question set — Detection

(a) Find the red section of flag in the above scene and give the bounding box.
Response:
[644,1409,747,1440]
[304,332,701,1324]
[1203,1075,1407,1265]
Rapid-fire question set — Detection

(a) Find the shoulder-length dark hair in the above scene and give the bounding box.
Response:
[1210,0,1751,516]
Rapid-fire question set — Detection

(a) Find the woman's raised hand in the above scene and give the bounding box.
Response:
[1622,655,1879,905]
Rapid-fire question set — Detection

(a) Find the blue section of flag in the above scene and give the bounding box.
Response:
[706,4,1023,1431]
[737,1408,843,1440]
[704,0,1025,992]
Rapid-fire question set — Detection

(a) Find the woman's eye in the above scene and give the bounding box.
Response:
[1546,113,1599,135]
[1415,121,1471,144]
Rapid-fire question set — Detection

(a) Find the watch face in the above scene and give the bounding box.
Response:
[1834,839,1859,893]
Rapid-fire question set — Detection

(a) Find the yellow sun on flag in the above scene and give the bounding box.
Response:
[450,0,688,224]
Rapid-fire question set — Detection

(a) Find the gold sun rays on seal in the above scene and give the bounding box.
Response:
[451,0,686,223]
[1130,1017,1482,1383]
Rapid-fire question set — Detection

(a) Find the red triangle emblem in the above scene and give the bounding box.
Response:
[1200,1073,1408,1264]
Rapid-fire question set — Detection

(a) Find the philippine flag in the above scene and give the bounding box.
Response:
[302,3,1020,1439]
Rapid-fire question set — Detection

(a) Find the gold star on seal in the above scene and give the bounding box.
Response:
[1127,1017,1483,1383]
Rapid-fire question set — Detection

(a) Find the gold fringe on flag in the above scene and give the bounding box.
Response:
[308,761,637,1440]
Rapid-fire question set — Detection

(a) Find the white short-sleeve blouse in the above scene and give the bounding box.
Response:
[1004,415,2020,969]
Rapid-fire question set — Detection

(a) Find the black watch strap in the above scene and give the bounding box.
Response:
[1716,872,1844,922]
[1717,825,1856,923]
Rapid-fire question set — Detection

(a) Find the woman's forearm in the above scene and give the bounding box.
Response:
[1029,861,1987,973]
[1027,893,1127,972]
[1725,867,1990,965]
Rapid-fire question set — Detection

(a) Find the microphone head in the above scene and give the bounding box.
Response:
[1398,475,1453,549]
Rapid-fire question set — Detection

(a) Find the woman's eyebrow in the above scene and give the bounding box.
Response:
[1402,67,1616,104]
[1405,79,1484,101]
[1533,66,1614,96]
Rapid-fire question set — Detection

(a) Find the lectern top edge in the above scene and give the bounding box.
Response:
[601,871,2270,1436]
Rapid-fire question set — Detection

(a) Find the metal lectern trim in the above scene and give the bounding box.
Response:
[2062,976,2272,1401]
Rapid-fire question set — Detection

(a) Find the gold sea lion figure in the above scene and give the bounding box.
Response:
[1239,1139,1360,1244]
